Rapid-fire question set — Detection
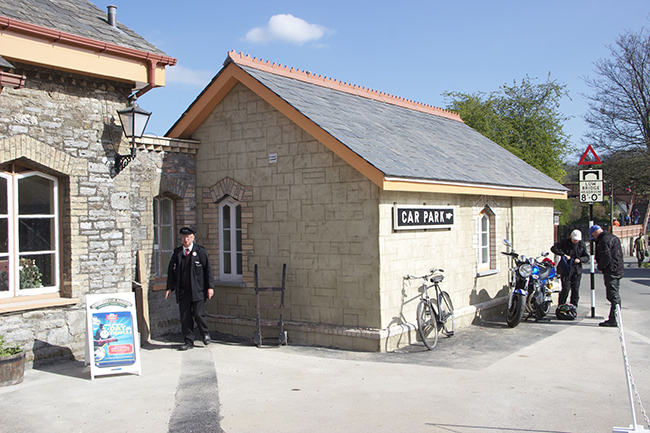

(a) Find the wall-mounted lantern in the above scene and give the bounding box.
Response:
[115,101,151,174]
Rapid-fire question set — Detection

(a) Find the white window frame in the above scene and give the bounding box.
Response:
[0,171,60,298]
[219,198,242,282]
[153,196,175,277]
[478,210,490,271]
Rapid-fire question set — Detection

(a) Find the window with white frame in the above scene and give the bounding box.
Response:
[0,171,60,299]
[478,210,491,270]
[219,198,242,282]
[153,197,175,277]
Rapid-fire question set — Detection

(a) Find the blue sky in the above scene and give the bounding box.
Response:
[106,1,650,162]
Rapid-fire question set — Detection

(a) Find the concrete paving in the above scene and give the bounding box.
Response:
[2,258,650,433]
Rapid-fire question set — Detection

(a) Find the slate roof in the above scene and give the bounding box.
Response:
[238,64,566,193]
[0,0,167,56]
[0,55,14,69]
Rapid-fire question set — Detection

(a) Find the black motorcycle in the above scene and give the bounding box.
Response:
[502,240,558,328]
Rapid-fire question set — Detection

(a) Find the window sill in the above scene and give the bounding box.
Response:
[214,280,247,288]
[476,269,499,277]
[0,294,80,314]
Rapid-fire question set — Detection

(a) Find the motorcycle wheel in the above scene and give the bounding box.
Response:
[417,299,439,350]
[506,293,525,328]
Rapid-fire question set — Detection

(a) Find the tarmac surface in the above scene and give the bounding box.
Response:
[2,257,650,433]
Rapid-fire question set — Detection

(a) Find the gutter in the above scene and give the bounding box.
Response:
[0,15,177,99]
[0,70,25,92]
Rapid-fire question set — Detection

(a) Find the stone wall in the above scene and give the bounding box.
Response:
[377,192,555,350]
[191,83,382,350]
[0,63,193,366]
[0,63,131,365]
[130,143,198,339]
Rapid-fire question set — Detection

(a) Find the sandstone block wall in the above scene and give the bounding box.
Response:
[378,192,554,349]
[192,83,383,346]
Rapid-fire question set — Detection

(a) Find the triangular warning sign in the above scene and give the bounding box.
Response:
[578,144,602,165]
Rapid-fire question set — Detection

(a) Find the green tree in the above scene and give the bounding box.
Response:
[444,75,573,182]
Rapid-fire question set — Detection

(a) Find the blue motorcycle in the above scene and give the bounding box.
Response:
[502,240,559,328]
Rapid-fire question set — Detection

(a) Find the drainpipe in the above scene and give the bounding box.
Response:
[130,57,157,101]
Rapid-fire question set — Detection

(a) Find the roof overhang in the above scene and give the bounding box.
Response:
[0,15,176,88]
[383,177,568,199]
[167,57,568,200]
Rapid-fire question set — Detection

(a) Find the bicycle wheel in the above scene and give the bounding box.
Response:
[416,299,438,350]
[439,291,455,336]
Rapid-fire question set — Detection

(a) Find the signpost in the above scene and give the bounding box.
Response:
[578,146,603,319]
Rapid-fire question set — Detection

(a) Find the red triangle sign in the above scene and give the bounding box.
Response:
[578,144,602,165]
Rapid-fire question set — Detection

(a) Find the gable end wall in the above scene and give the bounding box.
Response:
[192,82,383,350]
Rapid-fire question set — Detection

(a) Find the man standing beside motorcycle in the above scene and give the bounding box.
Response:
[590,225,625,327]
[551,229,589,307]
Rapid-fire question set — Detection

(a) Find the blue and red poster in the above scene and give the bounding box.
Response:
[92,311,135,367]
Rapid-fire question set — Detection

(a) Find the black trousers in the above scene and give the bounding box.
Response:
[559,271,581,306]
[603,274,622,323]
[178,293,209,345]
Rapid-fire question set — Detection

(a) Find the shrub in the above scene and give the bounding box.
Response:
[0,335,22,357]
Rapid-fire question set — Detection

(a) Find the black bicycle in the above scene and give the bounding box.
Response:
[405,268,454,350]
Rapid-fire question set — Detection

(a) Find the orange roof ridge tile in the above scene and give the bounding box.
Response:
[227,50,463,123]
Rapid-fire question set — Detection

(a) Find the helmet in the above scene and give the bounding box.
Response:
[555,303,577,321]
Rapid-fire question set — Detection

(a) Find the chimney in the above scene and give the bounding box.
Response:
[107,5,117,28]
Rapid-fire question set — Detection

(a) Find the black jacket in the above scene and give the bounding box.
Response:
[594,231,625,278]
[551,238,589,276]
[166,243,214,302]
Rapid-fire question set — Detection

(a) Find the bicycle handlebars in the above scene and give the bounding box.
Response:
[404,268,444,280]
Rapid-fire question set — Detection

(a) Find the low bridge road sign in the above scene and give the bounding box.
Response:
[579,169,603,203]
[580,181,603,202]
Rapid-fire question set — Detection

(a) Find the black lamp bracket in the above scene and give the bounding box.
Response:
[114,144,137,174]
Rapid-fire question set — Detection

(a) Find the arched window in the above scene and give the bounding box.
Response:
[0,171,60,298]
[153,196,175,277]
[477,206,497,275]
[478,211,490,270]
[219,198,242,282]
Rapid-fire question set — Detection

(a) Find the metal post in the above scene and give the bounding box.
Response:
[590,203,596,318]
[611,305,649,432]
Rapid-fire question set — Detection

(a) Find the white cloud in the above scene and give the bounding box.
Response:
[166,65,215,87]
[245,14,327,45]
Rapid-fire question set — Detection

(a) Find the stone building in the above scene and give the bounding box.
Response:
[165,52,568,351]
[0,1,569,361]
[0,0,191,366]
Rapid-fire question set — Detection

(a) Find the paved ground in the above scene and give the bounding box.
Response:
[2,257,650,433]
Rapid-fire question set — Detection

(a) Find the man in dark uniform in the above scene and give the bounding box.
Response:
[590,225,624,327]
[165,227,215,350]
[551,229,589,307]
